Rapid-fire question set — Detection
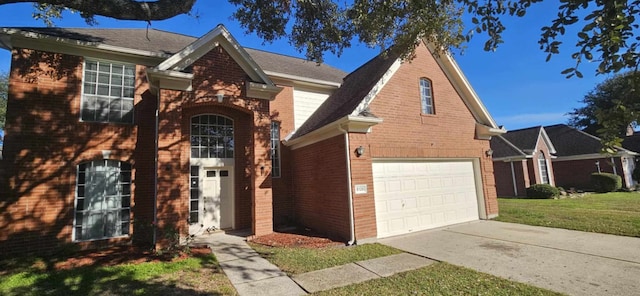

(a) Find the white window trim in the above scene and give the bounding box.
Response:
[271,121,282,178]
[420,78,434,115]
[73,159,131,242]
[80,58,136,124]
[538,152,550,184]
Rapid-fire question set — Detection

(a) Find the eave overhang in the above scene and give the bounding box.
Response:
[476,123,507,140]
[285,115,383,150]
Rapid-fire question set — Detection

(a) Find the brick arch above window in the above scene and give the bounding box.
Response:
[419,78,435,115]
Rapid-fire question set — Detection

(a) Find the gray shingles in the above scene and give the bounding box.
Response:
[5,27,347,84]
[499,126,542,153]
[490,136,527,158]
[544,124,613,156]
[291,50,400,139]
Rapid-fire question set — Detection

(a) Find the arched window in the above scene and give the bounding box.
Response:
[191,115,234,158]
[420,78,434,114]
[538,151,550,184]
[75,160,131,241]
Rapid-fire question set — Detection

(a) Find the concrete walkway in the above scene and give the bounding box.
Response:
[379,220,640,296]
[192,232,435,295]
[192,232,306,296]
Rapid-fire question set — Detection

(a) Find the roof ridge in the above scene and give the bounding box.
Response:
[244,47,347,74]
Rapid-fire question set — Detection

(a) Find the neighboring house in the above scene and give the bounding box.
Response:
[0,25,505,255]
[491,124,636,196]
[490,126,557,197]
[546,124,637,190]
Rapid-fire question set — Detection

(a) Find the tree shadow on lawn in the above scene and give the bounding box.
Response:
[0,248,230,296]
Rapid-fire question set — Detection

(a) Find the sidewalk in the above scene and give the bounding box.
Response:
[193,232,435,295]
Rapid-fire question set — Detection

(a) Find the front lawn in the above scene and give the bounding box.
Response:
[0,254,236,296]
[249,242,402,275]
[315,262,562,296]
[496,192,640,237]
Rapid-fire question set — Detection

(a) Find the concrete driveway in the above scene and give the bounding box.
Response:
[379,220,640,296]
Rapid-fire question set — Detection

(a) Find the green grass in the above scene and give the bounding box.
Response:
[249,243,402,275]
[315,262,563,296]
[496,192,640,237]
[0,255,236,296]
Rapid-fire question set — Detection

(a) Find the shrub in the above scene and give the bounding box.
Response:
[525,184,560,199]
[590,173,622,193]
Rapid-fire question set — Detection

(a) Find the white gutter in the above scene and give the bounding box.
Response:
[337,125,356,246]
[263,70,342,88]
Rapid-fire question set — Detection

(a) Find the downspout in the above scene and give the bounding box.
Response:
[152,88,160,247]
[510,161,518,196]
[338,125,356,246]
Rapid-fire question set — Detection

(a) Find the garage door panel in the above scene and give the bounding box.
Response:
[374,160,480,238]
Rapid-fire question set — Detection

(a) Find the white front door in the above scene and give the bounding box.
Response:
[189,167,234,235]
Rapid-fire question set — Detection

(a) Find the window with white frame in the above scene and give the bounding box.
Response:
[271,121,281,178]
[191,115,234,158]
[75,160,131,241]
[81,60,135,123]
[538,151,550,184]
[420,78,434,114]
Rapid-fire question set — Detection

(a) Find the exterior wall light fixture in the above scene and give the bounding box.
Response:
[355,146,365,157]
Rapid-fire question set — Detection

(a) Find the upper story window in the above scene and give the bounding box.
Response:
[271,121,281,178]
[420,78,434,115]
[191,115,234,159]
[75,160,131,241]
[81,60,135,124]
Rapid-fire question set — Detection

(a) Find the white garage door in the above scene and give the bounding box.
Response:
[373,160,480,238]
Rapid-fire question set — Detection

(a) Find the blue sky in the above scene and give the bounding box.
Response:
[0,1,611,131]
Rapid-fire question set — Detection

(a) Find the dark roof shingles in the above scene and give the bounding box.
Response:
[291,50,400,139]
[9,27,347,84]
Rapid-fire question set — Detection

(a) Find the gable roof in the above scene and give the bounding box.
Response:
[544,124,637,158]
[491,126,556,160]
[288,42,505,143]
[0,27,347,85]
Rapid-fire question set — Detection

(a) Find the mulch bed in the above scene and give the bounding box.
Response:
[11,230,340,272]
[251,230,344,249]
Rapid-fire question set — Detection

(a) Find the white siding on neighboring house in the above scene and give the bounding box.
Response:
[293,87,331,129]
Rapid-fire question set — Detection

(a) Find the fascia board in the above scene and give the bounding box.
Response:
[285,115,382,150]
[264,70,342,88]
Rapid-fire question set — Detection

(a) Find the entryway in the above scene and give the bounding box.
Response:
[189,166,234,235]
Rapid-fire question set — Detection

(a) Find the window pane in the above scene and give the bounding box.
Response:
[190,188,199,199]
[85,61,97,71]
[121,222,130,235]
[97,84,110,96]
[124,66,135,76]
[98,73,110,84]
[112,65,123,75]
[121,196,130,207]
[76,199,84,210]
[190,166,199,177]
[123,87,134,98]
[190,200,198,210]
[98,63,110,72]
[190,212,199,224]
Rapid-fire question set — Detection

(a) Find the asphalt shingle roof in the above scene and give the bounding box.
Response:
[622,134,640,153]
[7,27,347,84]
[543,124,605,156]
[498,126,543,153]
[291,49,400,139]
[490,135,526,158]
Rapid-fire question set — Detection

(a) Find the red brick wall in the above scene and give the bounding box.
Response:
[154,46,273,244]
[493,160,529,197]
[553,157,622,190]
[358,43,499,232]
[269,84,295,227]
[291,135,351,241]
[348,133,376,239]
[0,48,153,255]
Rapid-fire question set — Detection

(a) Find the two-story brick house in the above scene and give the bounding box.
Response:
[0,25,505,255]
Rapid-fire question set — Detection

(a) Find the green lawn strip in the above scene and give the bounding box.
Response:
[315,262,563,296]
[496,192,640,237]
[0,255,236,296]
[249,243,403,275]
